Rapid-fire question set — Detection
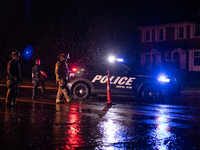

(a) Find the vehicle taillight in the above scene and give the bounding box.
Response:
[72,68,77,72]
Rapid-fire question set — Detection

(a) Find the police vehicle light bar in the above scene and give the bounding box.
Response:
[116,58,123,62]
[108,56,123,63]
[108,56,116,63]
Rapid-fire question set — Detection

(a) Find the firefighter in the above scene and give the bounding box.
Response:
[31,59,47,99]
[6,51,23,107]
[55,53,73,104]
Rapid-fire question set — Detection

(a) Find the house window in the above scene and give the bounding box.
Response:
[175,26,186,40]
[159,29,164,41]
[141,29,152,42]
[142,49,162,68]
[145,30,150,42]
[194,51,200,66]
[189,50,200,71]
[178,27,184,39]
[175,25,186,40]
[194,24,200,37]
[155,28,166,41]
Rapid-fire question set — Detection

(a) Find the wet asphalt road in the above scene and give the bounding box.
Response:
[0,85,200,150]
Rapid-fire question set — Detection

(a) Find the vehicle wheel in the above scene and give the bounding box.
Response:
[73,83,90,100]
[141,85,161,102]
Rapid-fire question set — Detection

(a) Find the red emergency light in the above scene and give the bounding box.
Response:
[72,68,77,72]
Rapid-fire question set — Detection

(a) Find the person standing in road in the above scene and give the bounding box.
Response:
[55,53,73,104]
[31,59,47,99]
[6,51,23,107]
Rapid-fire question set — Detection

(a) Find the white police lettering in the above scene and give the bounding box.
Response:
[116,85,125,88]
[110,76,115,83]
[91,75,136,85]
[100,76,107,83]
[111,76,120,84]
[125,78,135,85]
[91,75,102,82]
[118,77,128,85]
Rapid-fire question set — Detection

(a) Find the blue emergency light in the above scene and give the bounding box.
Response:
[22,45,33,60]
[158,74,170,82]
[108,56,124,63]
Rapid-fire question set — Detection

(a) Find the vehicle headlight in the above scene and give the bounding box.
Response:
[158,75,170,82]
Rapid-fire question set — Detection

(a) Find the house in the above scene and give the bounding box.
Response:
[138,22,200,72]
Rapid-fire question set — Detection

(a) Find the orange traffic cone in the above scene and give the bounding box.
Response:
[107,70,112,105]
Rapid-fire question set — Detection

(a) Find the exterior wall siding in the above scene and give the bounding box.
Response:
[138,22,200,72]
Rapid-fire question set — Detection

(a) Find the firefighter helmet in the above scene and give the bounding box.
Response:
[12,51,20,56]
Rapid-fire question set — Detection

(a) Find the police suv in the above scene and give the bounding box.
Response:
[68,60,181,102]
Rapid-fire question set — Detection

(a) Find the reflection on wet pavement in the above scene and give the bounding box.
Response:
[0,98,200,149]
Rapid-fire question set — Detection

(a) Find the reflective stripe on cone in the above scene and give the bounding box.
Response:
[107,70,112,104]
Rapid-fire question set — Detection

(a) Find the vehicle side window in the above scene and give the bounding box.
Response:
[97,63,109,74]
[108,63,130,76]
[87,62,108,74]
[87,62,132,76]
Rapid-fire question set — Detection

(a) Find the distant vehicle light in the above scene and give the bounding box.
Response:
[158,75,170,82]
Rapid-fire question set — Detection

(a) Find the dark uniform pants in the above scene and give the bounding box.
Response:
[6,80,19,105]
[33,79,45,98]
[56,78,71,103]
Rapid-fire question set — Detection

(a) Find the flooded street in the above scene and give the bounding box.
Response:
[0,88,200,149]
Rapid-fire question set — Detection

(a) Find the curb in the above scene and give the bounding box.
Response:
[0,84,199,94]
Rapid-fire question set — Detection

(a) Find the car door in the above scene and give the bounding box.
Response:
[107,62,137,95]
[88,62,109,94]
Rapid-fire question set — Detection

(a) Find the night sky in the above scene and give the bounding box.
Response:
[0,0,200,78]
